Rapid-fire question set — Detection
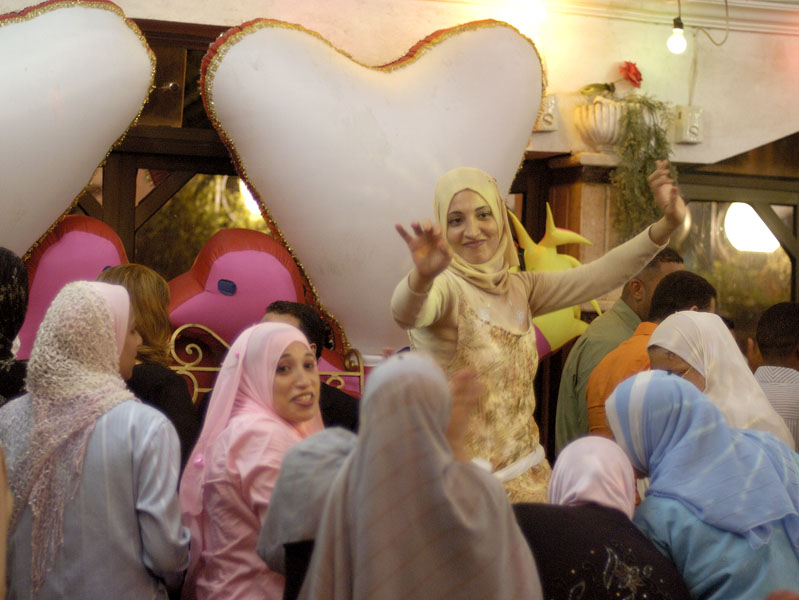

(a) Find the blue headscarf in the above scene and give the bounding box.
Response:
[606,369,799,554]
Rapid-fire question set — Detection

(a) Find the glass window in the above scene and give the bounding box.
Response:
[669,201,792,344]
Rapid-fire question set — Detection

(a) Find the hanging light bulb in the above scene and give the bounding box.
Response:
[667,16,687,54]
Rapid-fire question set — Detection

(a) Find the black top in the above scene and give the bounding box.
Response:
[0,359,26,407]
[319,382,359,433]
[512,502,690,600]
[127,362,201,471]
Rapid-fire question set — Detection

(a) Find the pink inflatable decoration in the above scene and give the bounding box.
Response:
[169,228,309,345]
[17,215,128,358]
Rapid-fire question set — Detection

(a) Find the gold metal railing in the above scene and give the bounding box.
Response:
[168,323,364,405]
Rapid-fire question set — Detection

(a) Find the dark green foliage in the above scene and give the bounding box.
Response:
[136,175,271,280]
[610,95,674,241]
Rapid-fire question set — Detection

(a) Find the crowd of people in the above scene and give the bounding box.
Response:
[0,160,798,599]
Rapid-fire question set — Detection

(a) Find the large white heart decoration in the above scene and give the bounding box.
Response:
[204,19,543,356]
[0,0,154,256]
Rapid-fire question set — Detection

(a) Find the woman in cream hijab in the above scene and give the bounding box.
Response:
[647,310,794,448]
[392,162,686,501]
[512,436,690,599]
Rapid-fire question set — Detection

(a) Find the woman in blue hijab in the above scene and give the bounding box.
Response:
[606,370,799,599]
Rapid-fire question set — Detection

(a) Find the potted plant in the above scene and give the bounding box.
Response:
[575,62,674,241]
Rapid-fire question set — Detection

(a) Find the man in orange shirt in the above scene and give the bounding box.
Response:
[586,270,717,437]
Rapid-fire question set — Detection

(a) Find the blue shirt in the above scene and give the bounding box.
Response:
[634,495,799,600]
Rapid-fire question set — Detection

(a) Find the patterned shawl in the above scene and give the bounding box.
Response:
[14,281,136,592]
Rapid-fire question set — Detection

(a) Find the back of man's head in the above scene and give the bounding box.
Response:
[621,248,684,320]
[756,302,799,364]
[263,300,330,360]
[647,270,717,323]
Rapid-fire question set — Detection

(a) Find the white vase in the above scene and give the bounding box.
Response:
[574,97,624,153]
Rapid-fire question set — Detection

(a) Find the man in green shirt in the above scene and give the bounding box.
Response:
[554,248,683,454]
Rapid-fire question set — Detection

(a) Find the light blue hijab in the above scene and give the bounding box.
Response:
[606,369,799,554]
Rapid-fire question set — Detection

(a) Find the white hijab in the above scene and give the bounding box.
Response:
[648,311,794,448]
[299,353,542,600]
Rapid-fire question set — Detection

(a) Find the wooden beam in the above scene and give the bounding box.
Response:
[102,153,138,259]
[135,170,195,230]
[76,191,103,220]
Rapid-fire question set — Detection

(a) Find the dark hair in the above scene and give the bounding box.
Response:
[647,271,717,323]
[265,301,331,359]
[0,247,28,358]
[623,248,684,302]
[756,302,799,362]
[639,247,684,277]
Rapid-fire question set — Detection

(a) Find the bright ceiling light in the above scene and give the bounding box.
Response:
[667,17,687,54]
[724,202,780,253]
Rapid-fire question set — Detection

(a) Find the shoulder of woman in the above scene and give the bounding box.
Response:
[223,414,301,453]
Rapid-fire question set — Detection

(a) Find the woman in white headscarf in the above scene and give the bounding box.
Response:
[606,370,799,599]
[647,310,794,448]
[392,162,685,501]
[299,352,542,600]
[512,436,689,599]
[0,281,190,599]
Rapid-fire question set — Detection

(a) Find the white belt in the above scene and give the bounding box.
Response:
[472,444,546,483]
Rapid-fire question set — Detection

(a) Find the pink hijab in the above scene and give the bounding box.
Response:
[548,436,636,519]
[179,322,324,589]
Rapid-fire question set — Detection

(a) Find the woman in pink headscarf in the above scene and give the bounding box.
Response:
[179,322,324,600]
[512,436,690,599]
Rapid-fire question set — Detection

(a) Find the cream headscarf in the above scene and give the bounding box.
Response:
[434,167,519,295]
[299,353,542,600]
[648,310,794,447]
[18,281,136,592]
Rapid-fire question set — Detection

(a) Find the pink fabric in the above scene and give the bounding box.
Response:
[87,282,129,355]
[179,322,323,600]
[18,224,127,359]
[547,436,636,520]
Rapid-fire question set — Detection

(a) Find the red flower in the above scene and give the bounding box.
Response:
[618,61,642,88]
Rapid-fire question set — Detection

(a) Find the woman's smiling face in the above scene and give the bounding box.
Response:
[445,189,500,264]
[272,341,320,424]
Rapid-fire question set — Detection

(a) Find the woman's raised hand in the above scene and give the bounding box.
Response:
[647,159,687,245]
[395,220,453,293]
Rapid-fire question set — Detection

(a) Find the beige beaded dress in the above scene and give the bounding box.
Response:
[391,167,664,502]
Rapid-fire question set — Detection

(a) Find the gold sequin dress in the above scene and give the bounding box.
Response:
[448,298,551,502]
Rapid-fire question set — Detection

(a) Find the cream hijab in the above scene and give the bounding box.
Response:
[299,353,542,600]
[434,167,519,295]
[648,310,794,447]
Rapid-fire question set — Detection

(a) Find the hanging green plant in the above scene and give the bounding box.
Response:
[610,94,674,241]
[577,62,676,241]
